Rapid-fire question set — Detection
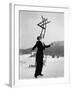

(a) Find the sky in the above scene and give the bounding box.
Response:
[20,10,64,49]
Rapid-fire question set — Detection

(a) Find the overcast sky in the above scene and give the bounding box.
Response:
[20,10,64,49]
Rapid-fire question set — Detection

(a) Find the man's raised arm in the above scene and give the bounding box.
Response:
[44,43,53,48]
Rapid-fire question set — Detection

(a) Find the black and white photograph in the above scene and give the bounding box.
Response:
[0,0,71,89]
[19,10,64,79]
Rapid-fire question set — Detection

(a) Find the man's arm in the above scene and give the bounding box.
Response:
[44,44,51,48]
[32,42,37,50]
[44,43,53,48]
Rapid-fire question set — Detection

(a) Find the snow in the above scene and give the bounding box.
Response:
[19,54,64,79]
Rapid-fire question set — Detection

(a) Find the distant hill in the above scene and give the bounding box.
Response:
[19,41,64,57]
[44,41,64,57]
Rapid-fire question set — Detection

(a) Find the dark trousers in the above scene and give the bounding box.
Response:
[35,57,43,76]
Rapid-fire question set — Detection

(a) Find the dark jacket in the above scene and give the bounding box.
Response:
[32,40,51,59]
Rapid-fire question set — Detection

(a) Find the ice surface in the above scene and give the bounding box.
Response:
[19,54,64,79]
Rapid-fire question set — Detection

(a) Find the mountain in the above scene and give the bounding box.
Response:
[19,41,64,57]
[19,48,32,55]
[44,41,64,57]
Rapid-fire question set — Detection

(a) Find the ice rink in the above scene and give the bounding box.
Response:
[19,54,64,79]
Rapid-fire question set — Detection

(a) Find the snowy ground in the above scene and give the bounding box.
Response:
[19,54,64,79]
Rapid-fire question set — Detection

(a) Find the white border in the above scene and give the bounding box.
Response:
[10,3,70,87]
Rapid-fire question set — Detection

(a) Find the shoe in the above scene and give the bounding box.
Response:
[34,75,37,78]
[39,74,43,76]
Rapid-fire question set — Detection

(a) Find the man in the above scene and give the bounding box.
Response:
[32,36,53,78]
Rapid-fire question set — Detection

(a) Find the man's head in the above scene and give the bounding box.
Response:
[37,36,42,41]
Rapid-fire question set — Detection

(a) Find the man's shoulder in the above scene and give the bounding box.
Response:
[37,41,42,45]
[37,40,41,43]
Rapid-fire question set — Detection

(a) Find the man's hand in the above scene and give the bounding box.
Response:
[50,42,54,46]
[31,51,33,56]
[31,51,34,56]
